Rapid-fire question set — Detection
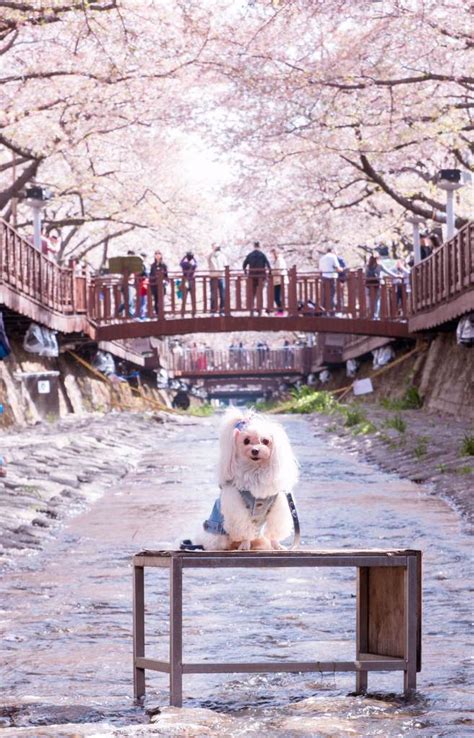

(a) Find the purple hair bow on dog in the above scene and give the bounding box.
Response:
[235,412,255,432]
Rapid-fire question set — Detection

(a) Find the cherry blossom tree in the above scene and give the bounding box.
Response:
[1,0,472,268]
[193,0,473,255]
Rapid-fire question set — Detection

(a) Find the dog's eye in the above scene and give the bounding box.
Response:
[262,438,270,446]
[243,438,250,445]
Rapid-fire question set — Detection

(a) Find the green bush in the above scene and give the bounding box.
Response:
[460,434,474,456]
[385,414,407,433]
[403,386,423,409]
[288,389,338,415]
[352,420,377,435]
[188,404,214,417]
[413,437,428,458]
[456,465,473,475]
[380,386,423,411]
[344,407,366,427]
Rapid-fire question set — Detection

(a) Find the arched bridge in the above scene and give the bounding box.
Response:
[87,266,409,340]
[1,219,472,340]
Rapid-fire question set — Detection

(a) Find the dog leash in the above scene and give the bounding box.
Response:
[286,492,301,549]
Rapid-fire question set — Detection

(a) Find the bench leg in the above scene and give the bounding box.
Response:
[170,558,183,707]
[356,670,368,693]
[404,557,417,694]
[133,565,145,700]
[355,567,368,693]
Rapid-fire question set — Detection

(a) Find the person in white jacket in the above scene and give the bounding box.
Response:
[207,243,228,314]
[270,247,288,315]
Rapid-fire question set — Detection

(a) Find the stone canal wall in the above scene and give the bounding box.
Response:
[321,330,473,422]
[0,339,171,428]
[370,332,473,421]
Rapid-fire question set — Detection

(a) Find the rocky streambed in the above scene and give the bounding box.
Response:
[311,403,473,526]
[0,413,472,737]
[0,412,188,565]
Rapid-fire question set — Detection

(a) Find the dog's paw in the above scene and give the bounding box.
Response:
[238,540,252,551]
[270,540,287,551]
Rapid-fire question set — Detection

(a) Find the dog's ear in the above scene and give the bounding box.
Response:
[217,414,239,485]
[269,422,299,490]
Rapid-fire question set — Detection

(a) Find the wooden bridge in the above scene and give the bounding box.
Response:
[171,346,313,379]
[1,218,472,342]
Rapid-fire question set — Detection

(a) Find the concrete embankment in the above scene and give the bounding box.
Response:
[311,331,473,524]
[320,332,473,422]
[0,338,171,428]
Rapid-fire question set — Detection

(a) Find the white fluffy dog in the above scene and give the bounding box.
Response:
[189,408,298,551]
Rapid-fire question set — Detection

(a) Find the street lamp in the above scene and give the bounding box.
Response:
[406,214,425,265]
[24,185,52,250]
[436,169,464,241]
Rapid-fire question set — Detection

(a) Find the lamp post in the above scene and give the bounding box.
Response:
[437,169,464,241]
[25,185,52,250]
[406,215,425,265]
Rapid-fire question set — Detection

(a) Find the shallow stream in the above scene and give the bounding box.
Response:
[0,415,471,736]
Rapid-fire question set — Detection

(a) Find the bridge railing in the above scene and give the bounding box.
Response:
[411,221,474,314]
[0,219,88,315]
[171,346,311,374]
[88,267,407,323]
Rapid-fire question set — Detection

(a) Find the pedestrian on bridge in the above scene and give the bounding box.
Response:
[207,243,228,315]
[243,241,271,316]
[318,246,342,314]
[270,247,288,315]
[365,254,382,319]
[180,251,197,315]
[149,250,169,316]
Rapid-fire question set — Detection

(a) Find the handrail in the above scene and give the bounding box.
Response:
[410,221,474,314]
[171,346,312,374]
[0,218,88,315]
[2,214,471,335]
[88,266,408,324]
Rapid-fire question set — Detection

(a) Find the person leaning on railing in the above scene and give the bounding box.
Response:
[270,247,288,315]
[243,241,271,315]
[179,251,197,313]
[318,246,343,314]
[207,243,228,315]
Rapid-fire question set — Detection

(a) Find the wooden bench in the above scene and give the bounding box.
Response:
[132,549,422,706]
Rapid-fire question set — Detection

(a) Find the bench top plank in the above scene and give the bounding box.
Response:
[133,549,421,568]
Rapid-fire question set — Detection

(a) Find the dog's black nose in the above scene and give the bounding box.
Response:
[251,448,259,457]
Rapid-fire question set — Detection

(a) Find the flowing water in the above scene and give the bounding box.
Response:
[0,415,472,737]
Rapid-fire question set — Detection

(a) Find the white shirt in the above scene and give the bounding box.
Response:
[319,252,340,278]
[208,249,228,276]
[271,254,288,285]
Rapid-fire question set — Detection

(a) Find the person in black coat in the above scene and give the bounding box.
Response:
[242,241,271,315]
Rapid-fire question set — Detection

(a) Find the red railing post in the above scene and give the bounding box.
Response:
[288,266,298,316]
[224,266,231,316]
